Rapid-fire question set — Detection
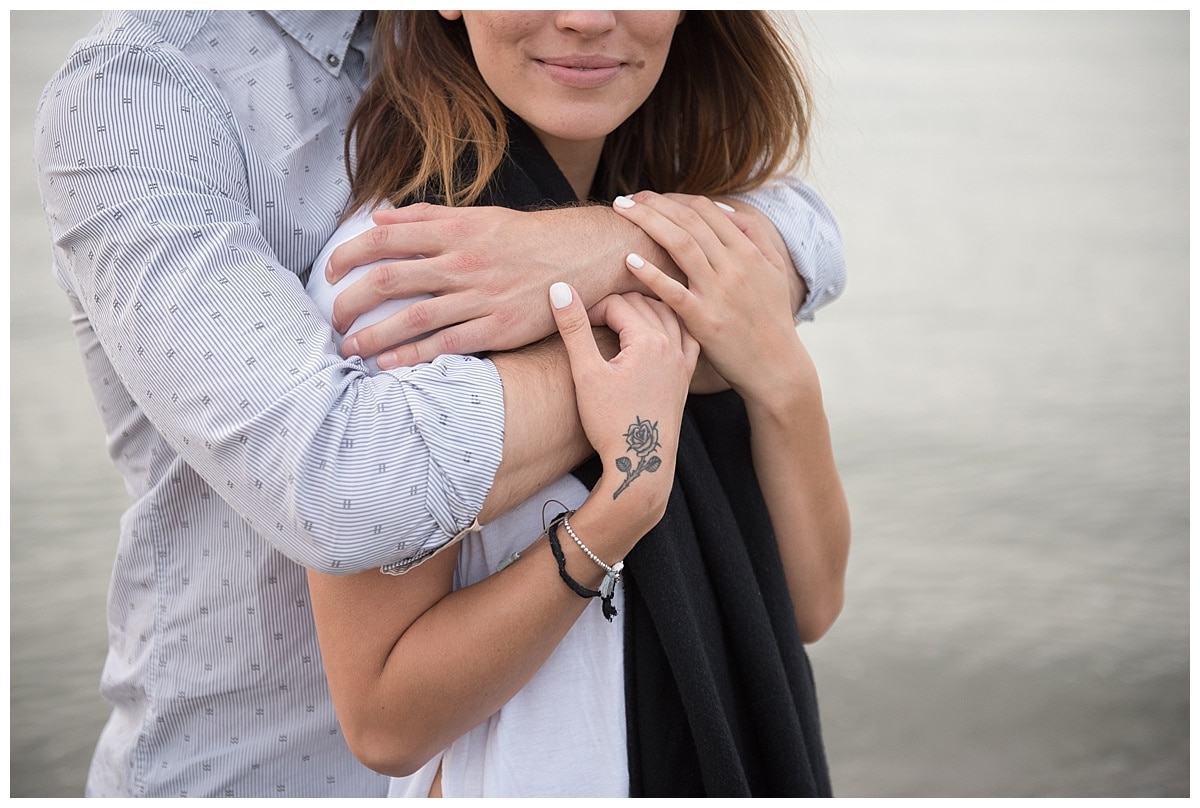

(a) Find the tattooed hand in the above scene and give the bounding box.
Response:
[548,283,698,515]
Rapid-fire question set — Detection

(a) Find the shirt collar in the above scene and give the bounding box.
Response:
[266,10,364,77]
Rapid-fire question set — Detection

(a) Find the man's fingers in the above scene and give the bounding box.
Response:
[328,229,421,283]
[329,259,445,331]
[341,295,462,363]
[371,202,459,225]
[374,319,497,370]
[326,217,462,282]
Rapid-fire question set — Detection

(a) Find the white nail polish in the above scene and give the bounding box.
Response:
[626,253,645,269]
[550,282,573,309]
[714,200,735,213]
[614,195,635,209]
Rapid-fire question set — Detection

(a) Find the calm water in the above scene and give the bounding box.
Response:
[10,11,1188,797]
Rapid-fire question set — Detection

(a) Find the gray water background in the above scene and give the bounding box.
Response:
[10,11,1189,798]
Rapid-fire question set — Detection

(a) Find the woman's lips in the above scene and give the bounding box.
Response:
[536,57,625,89]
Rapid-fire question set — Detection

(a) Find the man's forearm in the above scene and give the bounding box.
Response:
[547,204,683,307]
[477,335,593,524]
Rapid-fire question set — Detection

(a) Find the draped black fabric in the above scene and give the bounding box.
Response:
[409,113,831,797]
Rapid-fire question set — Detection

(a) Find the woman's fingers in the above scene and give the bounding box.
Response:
[662,193,751,248]
[613,194,720,282]
[624,252,694,319]
[643,296,701,373]
[587,292,679,355]
[549,282,603,376]
[614,192,750,266]
[617,191,790,288]
[556,286,691,377]
[584,292,696,373]
[705,198,790,272]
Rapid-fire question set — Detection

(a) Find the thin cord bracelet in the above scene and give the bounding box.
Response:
[562,513,623,600]
[546,510,617,622]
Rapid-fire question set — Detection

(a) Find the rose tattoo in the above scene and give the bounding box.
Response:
[612,417,662,500]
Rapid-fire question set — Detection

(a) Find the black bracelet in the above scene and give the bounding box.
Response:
[546,511,617,622]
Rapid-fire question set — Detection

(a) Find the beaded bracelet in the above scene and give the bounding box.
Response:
[562,513,624,599]
[546,510,619,622]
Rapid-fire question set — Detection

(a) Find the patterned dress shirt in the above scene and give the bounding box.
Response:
[33,10,846,798]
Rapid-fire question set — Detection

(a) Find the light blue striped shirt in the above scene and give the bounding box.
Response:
[33,10,846,798]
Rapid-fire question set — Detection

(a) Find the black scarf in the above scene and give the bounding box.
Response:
[411,114,831,797]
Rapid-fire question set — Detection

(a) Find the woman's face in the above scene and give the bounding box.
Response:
[442,11,682,153]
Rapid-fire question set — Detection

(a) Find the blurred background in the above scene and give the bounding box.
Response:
[10,11,1189,798]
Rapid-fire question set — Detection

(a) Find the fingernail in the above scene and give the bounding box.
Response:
[550,282,573,309]
[377,352,396,370]
[626,253,645,269]
[342,336,360,356]
[714,200,736,213]
[614,195,635,209]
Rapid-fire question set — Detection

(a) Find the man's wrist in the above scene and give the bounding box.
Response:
[541,204,678,306]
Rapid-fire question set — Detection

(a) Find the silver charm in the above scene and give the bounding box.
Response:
[599,561,623,599]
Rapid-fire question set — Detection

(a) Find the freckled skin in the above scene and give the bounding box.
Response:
[441,11,683,197]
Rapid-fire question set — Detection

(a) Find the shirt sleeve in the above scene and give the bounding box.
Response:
[732,176,847,321]
[33,37,505,574]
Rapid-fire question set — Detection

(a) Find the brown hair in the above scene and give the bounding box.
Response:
[346,11,812,214]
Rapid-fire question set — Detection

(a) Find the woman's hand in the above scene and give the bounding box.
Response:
[612,191,851,643]
[308,287,699,777]
[611,191,806,403]
[549,283,698,520]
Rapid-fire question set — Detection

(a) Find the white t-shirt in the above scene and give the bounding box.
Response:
[308,211,629,798]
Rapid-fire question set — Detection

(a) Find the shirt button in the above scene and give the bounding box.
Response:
[325,53,340,68]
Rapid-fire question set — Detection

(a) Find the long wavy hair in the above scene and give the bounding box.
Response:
[345,11,813,213]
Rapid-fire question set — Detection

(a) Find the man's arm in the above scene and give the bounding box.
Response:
[33,27,591,575]
[324,178,847,369]
[303,208,609,535]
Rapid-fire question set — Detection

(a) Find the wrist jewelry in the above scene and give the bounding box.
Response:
[562,513,624,600]
[546,510,619,622]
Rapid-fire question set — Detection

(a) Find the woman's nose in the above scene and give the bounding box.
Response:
[554,11,617,38]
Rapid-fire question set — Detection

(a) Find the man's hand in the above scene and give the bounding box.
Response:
[325,203,671,370]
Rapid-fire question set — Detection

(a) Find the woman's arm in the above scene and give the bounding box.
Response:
[308,286,698,775]
[308,491,638,776]
[613,191,851,643]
